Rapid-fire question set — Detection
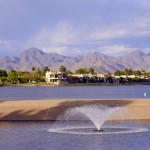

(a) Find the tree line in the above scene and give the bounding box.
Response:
[0,66,50,84]
[0,66,150,84]
[114,68,150,76]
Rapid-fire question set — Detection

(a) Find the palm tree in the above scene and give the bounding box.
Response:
[59,65,66,72]
[32,67,36,81]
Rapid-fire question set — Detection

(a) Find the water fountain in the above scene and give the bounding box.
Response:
[48,104,148,135]
[62,105,119,131]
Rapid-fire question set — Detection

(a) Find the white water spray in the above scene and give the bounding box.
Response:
[48,104,148,135]
[59,105,119,131]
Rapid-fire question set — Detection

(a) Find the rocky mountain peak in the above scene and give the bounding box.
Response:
[22,47,46,56]
[0,48,149,73]
[129,50,145,57]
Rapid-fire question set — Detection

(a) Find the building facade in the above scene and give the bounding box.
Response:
[45,71,67,84]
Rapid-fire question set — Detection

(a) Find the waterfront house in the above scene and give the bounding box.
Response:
[45,71,67,84]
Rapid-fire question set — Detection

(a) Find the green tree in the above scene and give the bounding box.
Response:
[17,71,32,83]
[32,67,35,72]
[128,69,133,75]
[133,70,142,76]
[59,65,66,72]
[75,68,88,74]
[124,68,133,75]
[114,70,125,76]
[88,67,95,74]
[66,70,73,74]
[145,72,150,76]
[132,77,140,82]
[0,76,7,82]
[36,68,43,76]
[42,66,50,75]
[141,70,145,74]
[0,70,7,77]
[7,70,18,83]
[124,68,128,75]
[34,74,42,83]
[31,67,36,81]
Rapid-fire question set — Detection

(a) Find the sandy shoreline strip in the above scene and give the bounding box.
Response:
[0,98,150,121]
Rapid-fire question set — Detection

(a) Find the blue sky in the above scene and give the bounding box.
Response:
[0,0,150,57]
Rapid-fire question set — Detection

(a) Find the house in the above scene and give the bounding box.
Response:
[45,71,67,84]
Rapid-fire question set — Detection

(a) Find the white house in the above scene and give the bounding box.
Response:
[45,71,67,84]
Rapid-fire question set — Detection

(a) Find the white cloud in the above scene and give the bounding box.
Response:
[41,46,87,56]
[42,46,68,54]
[142,48,150,54]
[134,17,150,28]
[98,45,137,56]
[89,22,150,42]
[0,39,22,57]
[27,22,78,54]
[0,40,11,45]
[89,29,128,41]
[0,40,13,52]
[50,22,77,45]
[26,18,150,56]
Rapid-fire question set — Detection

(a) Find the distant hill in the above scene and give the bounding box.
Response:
[0,48,150,73]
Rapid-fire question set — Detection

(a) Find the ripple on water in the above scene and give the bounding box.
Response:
[48,126,149,135]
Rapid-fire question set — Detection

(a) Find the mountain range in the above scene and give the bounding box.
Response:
[0,48,150,73]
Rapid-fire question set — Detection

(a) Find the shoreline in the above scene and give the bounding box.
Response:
[2,82,150,87]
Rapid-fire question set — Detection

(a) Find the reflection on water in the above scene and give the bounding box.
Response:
[0,85,150,100]
[0,121,150,150]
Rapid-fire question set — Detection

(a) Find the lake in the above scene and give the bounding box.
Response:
[0,121,150,150]
[0,85,150,100]
[0,85,150,150]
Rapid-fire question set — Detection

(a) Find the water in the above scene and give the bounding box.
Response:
[59,105,120,131]
[50,105,148,135]
[0,85,150,150]
[0,121,150,150]
[0,85,150,100]
[48,124,148,135]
